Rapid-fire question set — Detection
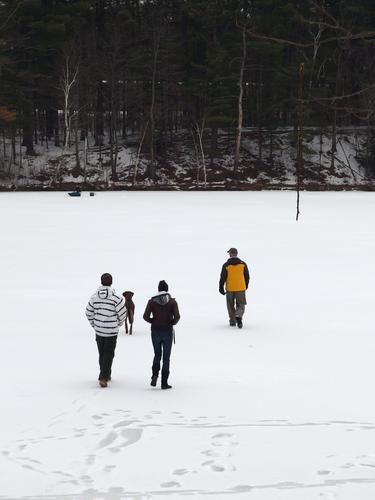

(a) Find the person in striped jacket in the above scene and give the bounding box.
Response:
[86,273,126,387]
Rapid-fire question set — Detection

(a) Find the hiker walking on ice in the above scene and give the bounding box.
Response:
[219,248,250,328]
[143,280,180,389]
[86,273,126,387]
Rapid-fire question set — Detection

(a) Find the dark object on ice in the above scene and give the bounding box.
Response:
[236,317,243,329]
[122,291,135,335]
[143,281,180,390]
[229,320,236,326]
[90,192,95,196]
[68,190,81,197]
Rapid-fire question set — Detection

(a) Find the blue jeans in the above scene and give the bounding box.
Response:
[151,327,173,373]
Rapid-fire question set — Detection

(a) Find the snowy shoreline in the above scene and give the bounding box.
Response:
[1,183,375,192]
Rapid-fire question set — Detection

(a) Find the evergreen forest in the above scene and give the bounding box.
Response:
[0,0,374,189]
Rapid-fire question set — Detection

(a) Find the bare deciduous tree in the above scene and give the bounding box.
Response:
[234,25,247,177]
[58,50,80,149]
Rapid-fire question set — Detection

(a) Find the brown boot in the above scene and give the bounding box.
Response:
[99,379,108,388]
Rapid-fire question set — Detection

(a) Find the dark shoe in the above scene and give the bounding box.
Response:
[161,369,172,390]
[229,320,236,326]
[236,317,243,329]
[151,366,159,387]
[99,379,108,388]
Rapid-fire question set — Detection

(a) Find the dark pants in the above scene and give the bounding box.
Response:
[96,335,117,381]
[151,327,173,373]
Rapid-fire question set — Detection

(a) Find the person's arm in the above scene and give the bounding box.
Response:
[244,263,250,289]
[143,300,153,323]
[172,300,180,325]
[116,297,126,326]
[219,264,227,295]
[85,299,95,327]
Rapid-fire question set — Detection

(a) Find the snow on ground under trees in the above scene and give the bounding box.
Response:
[1,191,375,500]
[0,128,372,190]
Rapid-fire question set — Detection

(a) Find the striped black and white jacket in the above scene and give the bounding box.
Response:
[86,286,126,337]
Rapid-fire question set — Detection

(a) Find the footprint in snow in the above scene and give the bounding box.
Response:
[85,454,96,465]
[161,481,181,488]
[97,430,118,449]
[173,468,191,476]
[201,460,226,472]
[103,465,116,472]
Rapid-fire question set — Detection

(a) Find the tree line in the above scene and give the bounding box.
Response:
[0,0,374,183]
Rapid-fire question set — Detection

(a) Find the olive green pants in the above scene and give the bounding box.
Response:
[226,291,247,321]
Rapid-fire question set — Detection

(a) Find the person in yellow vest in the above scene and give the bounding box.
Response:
[219,248,250,328]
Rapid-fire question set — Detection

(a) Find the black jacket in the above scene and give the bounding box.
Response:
[143,292,180,328]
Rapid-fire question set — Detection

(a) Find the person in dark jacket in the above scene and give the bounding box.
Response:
[219,248,250,328]
[143,280,180,389]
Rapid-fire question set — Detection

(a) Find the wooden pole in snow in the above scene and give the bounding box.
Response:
[296,63,304,221]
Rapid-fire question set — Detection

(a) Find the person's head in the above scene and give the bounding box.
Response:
[158,280,168,292]
[227,247,238,258]
[101,273,113,286]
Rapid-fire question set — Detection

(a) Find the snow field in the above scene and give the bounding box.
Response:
[0,191,374,500]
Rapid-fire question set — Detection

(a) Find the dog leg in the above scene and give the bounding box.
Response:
[125,312,129,334]
[129,310,134,335]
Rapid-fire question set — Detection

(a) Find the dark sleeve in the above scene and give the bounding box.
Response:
[143,300,153,323]
[244,262,250,288]
[172,300,180,325]
[219,263,227,289]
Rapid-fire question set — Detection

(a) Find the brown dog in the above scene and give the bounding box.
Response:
[122,291,135,335]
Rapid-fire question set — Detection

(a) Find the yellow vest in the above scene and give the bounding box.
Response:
[226,263,246,292]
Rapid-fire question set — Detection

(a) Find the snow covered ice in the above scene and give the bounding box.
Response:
[1,191,375,500]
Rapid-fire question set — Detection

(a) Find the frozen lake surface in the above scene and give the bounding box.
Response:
[1,191,374,500]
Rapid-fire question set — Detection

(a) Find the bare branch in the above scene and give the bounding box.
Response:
[309,0,343,31]
[309,84,375,103]
[0,0,22,32]
[310,97,375,120]
[246,29,375,49]
[304,19,348,35]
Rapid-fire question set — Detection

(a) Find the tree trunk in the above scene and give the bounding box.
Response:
[74,119,80,170]
[149,28,161,180]
[296,63,304,221]
[234,27,246,178]
[269,129,274,166]
[331,52,341,170]
[95,81,104,146]
[22,99,35,156]
[210,126,218,167]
